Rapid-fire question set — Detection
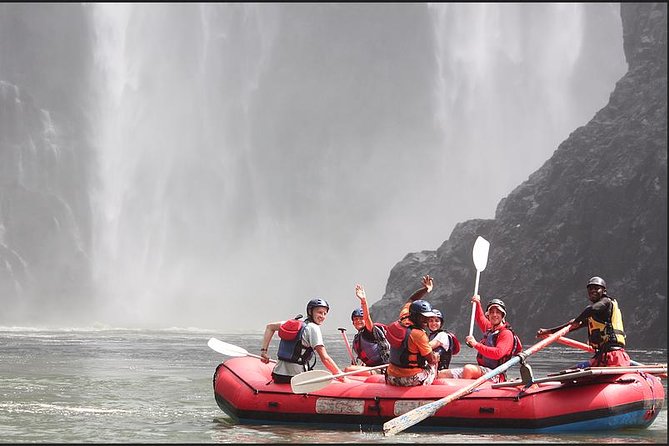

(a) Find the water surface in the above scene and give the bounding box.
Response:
[0,328,665,443]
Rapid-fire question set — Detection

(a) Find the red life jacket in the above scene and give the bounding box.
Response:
[476,325,522,370]
[352,323,389,367]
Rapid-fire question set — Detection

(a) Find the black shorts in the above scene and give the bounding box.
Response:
[271,372,293,384]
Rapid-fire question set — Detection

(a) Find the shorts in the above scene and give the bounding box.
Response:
[476,366,505,383]
[386,364,437,387]
[448,366,505,383]
[271,372,293,384]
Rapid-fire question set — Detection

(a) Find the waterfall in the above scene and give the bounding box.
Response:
[88,4,625,329]
[428,3,625,218]
[90,4,285,326]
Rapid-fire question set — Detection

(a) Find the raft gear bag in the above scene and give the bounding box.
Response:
[385,320,407,349]
[277,317,314,366]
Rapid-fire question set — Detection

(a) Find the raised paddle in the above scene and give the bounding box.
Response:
[290,364,388,394]
[468,236,490,337]
[207,337,276,363]
[382,325,572,436]
[338,327,357,365]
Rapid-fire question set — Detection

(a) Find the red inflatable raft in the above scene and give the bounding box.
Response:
[213,356,665,432]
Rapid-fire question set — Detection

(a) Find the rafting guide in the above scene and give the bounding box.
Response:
[536,276,631,368]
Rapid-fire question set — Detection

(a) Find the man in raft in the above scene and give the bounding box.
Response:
[260,297,348,384]
[536,276,630,368]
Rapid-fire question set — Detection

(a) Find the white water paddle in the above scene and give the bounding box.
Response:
[290,364,388,393]
[468,236,490,337]
[207,337,276,363]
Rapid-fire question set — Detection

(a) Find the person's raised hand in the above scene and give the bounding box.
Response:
[355,284,366,301]
[422,275,434,293]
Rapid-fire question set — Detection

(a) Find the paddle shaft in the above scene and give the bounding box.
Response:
[296,364,388,387]
[493,365,669,387]
[468,271,481,337]
[338,328,357,365]
[541,334,647,368]
[383,325,571,436]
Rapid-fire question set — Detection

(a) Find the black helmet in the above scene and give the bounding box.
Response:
[432,309,444,321]
[486,298,506,316]
[307,297,330,316]
[587,276,607,289]
[409,300,436,319]
[351,308,364,319]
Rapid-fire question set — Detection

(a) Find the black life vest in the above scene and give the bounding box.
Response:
[476,325,522,371]
[428,329,461,370]
[352,323,390,367]
[277,319,314,367]
[386,320,428,369]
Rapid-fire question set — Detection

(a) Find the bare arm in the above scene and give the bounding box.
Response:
[260,321,283,363]
[537,299,611,337]
[536,319,581,338]
[407,275,434,302]
[355,284,374,332]
[313,345,346,380]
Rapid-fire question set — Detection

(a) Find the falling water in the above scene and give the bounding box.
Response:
[88,4,626,330]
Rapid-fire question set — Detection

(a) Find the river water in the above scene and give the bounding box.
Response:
[0,327,665,443]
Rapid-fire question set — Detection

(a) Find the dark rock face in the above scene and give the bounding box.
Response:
[0,4,94,322]
[371,3,667,349]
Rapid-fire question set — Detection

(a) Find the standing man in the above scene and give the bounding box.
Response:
[536,276,630,368]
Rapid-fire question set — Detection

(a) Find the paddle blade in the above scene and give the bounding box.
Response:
[290,370,334,393]
[472,236,490,272]
[207,338,249,357]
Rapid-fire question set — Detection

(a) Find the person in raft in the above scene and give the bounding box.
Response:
[439,295,522,383]
[427,309,461,370]
[385,299,441,386]
[536,276,630,368]
[398,274,435,327]
[260,297,347,384]
[343,283,390,375]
